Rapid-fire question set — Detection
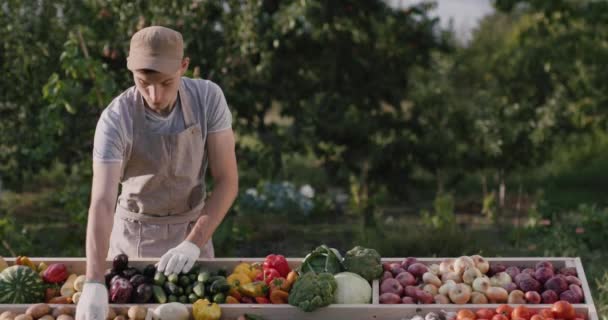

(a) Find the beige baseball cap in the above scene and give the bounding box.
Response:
[127,26,184,74]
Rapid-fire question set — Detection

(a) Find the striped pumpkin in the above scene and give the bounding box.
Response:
[0,265,45,303]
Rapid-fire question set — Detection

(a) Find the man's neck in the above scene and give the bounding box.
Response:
[145,95,179,117]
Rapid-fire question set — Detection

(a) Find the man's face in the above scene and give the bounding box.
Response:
[132,59,188,112]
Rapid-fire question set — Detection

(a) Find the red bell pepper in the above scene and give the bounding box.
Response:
[263,254,290,277]
[255,268,281,285]
[42,263,69,283]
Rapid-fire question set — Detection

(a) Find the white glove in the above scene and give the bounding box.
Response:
[157,240,200,275]
[75,282,108,320]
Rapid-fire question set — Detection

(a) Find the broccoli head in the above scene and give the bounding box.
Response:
[342,246,383,282]
[288,272,337,312]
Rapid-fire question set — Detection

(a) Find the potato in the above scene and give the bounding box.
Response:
[51,306,74,318]
[26,303,51,318]
[0,311,17,320]
[14,315,33,320]
[106,308,116,320]
[113,316,127,320]
[39,316,55,320]
[127,306,146,320]
[56,315,73,320]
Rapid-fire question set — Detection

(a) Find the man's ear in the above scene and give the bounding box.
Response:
[180,57,190,75]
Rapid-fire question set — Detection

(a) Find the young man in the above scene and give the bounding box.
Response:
[75,26,238,319]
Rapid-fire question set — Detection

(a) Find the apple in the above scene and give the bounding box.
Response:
[402,296,415,304]
[396,271,417,287]
[536,261,554,270]
[489,263,507,276]
[561,289,582,303]
[454,256,475,275]
[382,271,393,281]
[422,272,442,287]
[566,275,582,286]
[525,291,542,304]
[380,278,404,296]
[505,266,520,280]
[401,257,418,269]
[439,280,456,296]
[534,267,554,284]
[379,292,401,304]
[408,263,429,278]
[490,272,512,287]
[439,258,455,274]
[502,282,518,293]
[508,289,526,304]
[448,283,472,304]
[471,291,489,304]
[541,289,559,304]
[570,284,584,300]
[486,286,508,303]
[416,289,435,304]
[442,271,462,283]
[405,285,419,298]
[434,294,450,304]
[519,277,541,292]
[473,276,491,293]
[545,276,569,294]
[559,267,578,277]
[471,255,490,274]
[428,263,441,276]
[463,267,482,285]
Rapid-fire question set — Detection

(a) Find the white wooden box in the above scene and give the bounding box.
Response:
[0,257,598,320]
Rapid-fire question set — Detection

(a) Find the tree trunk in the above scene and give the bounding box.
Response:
[481,173,487,198]
[499,170,506,209]
[436,168,444,196]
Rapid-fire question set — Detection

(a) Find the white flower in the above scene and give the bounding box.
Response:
[245,188,258,197]
[299,184,315,198]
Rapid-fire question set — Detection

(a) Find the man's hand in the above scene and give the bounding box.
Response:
[157,240,200,275]
[75,282,108,320]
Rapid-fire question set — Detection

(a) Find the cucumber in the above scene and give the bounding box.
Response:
[152,285,167,304]
[210,278,231,294]
[197,271,211,283]
[167,273,179,284]
[168,294,178,303]
[185,284,193,295]
[188,293,199,303]
[176,286,184,296]
[179,275,191,287]
[206,275,225,285]
[154,272,166,286]
[193,282,205,298]
[188,273,197,282]
[212,292,226,304]
[163,282,180,296]
[178,295,188,304]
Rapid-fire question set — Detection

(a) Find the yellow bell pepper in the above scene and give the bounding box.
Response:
[38,262,48,273]
[239,281,268,298]
[16,256,36,270]
[192,299,222,320]
[227,272,251,287]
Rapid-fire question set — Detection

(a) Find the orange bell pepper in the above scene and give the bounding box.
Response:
[269,289,289,304]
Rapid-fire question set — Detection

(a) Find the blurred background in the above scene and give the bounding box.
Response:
[2,0,608,315]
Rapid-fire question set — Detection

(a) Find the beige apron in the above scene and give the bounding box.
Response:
[108,81,214,259]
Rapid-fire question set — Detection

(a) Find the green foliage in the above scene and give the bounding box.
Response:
[421,194,456,230]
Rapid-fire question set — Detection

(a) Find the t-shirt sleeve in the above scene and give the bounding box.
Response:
[206,81,232,133]
[93,107,125,163]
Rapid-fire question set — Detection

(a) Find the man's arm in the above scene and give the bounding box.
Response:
[85,162,121,281]
[186,129,238,248]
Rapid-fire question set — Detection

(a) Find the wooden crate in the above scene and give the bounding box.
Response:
[0,257,598,320]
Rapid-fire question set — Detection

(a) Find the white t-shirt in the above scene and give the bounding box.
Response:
[93,77,232,165]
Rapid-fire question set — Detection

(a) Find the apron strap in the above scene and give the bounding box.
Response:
[115,200,205,225]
